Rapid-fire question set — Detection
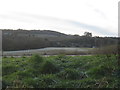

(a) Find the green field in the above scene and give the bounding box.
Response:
[2,54,119,88]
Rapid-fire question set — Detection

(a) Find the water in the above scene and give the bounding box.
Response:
[3,47,92,56]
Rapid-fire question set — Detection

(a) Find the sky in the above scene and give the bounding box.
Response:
[0,0,119,37]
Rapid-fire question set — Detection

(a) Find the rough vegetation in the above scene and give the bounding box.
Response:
[2,52,119,88]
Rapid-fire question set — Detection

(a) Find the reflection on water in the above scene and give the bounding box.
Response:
[3,47,93,56]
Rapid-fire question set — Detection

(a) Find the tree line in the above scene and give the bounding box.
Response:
[2,29,118,51]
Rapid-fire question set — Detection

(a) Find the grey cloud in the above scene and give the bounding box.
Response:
[67,20,117,36]
[0,12,117,36]
[0,13,34,23]
[13,12,64,22]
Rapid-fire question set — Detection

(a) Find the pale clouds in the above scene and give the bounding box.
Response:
[0,0,119,37]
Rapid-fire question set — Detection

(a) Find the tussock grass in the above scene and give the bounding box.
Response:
[2,53,119,88]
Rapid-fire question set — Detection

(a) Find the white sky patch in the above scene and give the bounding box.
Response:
[0,0,119,37]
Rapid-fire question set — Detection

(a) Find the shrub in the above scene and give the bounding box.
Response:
[29,54,43,68]
[23,77,35,88]
[41,60,60,74]
[30,54,43,63]
[2,64,18,75]
[56,54,66,60]
[57,68,86,80]
[93,45,118,56]
[88,64,114,78]
[16,71,33,79]
[22,56,26,58]
[23,74,58,88]
[2,73,18,88]
[55,54,69,64]
[38,74,58,88]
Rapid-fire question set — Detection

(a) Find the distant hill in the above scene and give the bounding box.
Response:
[2,29,118,51]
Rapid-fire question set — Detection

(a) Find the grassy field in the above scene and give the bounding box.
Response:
[2,54,119,88]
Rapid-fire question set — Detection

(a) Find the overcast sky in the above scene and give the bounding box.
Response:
[0,0,119,37]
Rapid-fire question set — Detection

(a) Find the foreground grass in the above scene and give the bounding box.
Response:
[2,54,119,88]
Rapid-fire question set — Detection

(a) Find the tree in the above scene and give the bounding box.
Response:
[84,32,92,37]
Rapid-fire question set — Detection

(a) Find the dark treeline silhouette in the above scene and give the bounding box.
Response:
[2,29,118,51]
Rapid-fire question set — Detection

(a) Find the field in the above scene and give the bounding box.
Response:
[2,54,119,88]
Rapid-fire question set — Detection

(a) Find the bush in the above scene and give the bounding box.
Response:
[88,64,114,78]
[2,64,18,75]
[2,73,18,88]
[57,68,86,80]
[41,60,60,74]
[23,77,35,88]
[22,56,26,58]
[93,45,118,56]
[55,54,70,64]
[30,54,43,63]
[16,71,33,79]
[38,74,58,88]
[29,54,43,68]
[56,54,66,60]
[23,74,58,88]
